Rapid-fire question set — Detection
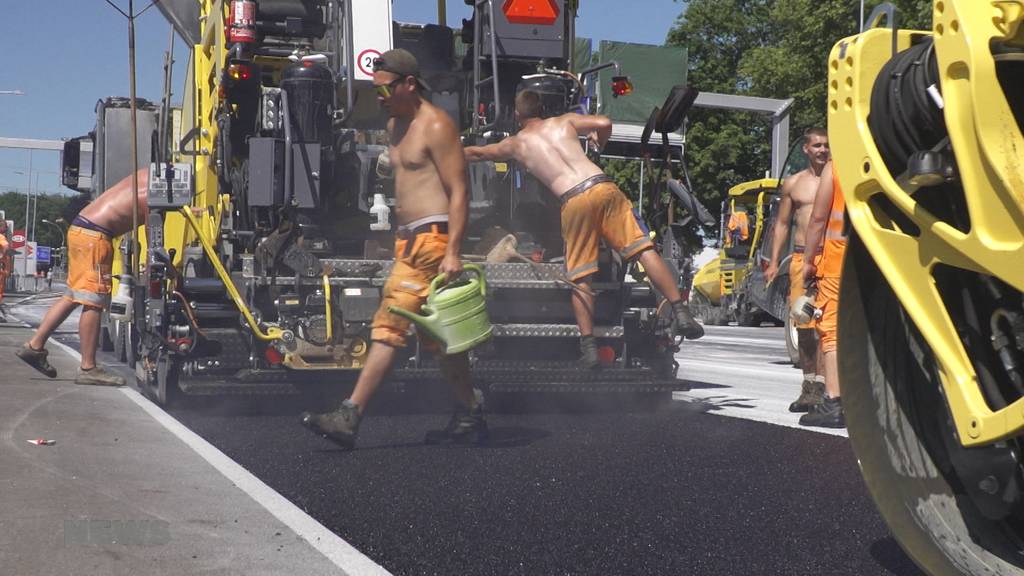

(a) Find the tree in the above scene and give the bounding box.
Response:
[0,191,77,250]
[665,0,932,242]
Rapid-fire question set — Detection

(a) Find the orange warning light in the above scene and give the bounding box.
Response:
[502,0,560,25]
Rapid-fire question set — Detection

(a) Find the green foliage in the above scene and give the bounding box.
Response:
[0,191,82,249]
[599,156,708,255]
[601,158,641,201]
[665,0,933,240]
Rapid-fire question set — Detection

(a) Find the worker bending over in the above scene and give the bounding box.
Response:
[16,169,148,386]
[465,90,703,369]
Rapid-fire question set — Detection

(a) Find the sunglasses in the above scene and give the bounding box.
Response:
[374,78,403,98]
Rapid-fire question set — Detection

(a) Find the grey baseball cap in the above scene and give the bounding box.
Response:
[372,48,432,92]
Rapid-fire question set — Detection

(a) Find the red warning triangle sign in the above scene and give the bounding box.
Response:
[502,0,560,25]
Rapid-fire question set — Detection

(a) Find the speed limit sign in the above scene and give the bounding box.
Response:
[357,49,382,78]
[350,0,392,81]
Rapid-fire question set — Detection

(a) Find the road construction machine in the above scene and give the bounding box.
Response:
[62,0,700,405]
[689,139,816,365]
[831,2,1024,574]
[690,178,783,328]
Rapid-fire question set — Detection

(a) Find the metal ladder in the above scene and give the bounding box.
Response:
[472,0,502,133]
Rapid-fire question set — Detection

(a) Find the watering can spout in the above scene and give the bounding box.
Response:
[387,305,446,344]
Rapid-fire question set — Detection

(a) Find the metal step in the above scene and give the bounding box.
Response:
[491,324,623,338]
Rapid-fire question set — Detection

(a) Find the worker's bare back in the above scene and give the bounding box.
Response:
[784,168,821,247]
[509,114,604,197]
[389,102,459,224]
[78,169,149,237]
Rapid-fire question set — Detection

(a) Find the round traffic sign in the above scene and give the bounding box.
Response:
[357,48,382,77]
[12,234,24,243]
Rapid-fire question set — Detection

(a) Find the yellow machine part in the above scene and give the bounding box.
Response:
[720,265,741,297]
[112,0,279,346]
[830,4,1024,447]
[709,178,779,300]
[691,258,722,305]
[729,178,778,262]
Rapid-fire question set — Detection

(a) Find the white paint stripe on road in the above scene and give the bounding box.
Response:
[43,336,392,576]
[673,391,848,438]
[679,361,794,377]
[690,335,789,347]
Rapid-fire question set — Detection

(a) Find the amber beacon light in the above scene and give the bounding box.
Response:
[502,0,560,25]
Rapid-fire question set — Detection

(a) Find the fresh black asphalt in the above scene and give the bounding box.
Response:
[169,394,924,576]
[11,296,923,576]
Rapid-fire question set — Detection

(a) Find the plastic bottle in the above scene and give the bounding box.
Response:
[370,193,391,231]
[109,275,135,322]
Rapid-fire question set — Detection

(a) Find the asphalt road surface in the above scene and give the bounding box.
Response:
[9,294,924,576]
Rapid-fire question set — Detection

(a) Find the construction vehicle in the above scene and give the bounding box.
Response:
[61,0,700,405]
[830,2,1024,574]
[688,138,815,365]
[690,178,782,328]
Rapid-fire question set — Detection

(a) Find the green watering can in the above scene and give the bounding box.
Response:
[388,263,493,354]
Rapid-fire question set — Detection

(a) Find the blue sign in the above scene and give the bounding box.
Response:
[36,246,51,263]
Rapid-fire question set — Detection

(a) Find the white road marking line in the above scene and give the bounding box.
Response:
[677,339,849,438]
[673,391,849,438]
[43,334,391,576]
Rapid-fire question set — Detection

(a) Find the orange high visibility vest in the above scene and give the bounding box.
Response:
[819,173,846,278]
[727,211,750,241]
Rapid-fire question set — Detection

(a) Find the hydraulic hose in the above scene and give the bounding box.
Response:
[867,38,947,176]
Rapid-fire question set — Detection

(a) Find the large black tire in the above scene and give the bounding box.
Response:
[712,307,731,326]
[841,234,1024,576]
[737,303,763,327]
[142,351,181,407]
[689,291,712,322]
[100,312,115,352]
[112,319,127,363]
[124,320,138,369]
[783,314,800,367]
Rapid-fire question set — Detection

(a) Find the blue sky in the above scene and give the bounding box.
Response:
[0,0,685,196]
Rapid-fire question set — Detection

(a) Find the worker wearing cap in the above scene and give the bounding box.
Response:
[302,49,487,448]
[16,169,148,387]
[464,89,704,369]
[800,160,845,428]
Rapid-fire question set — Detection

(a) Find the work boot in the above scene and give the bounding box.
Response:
[672,301,705,340]
[75,365,126,387]
[578,335,600,370]
[799,395,846,428]
[788,380,825,413]
[301,400,362,449]
[17,344,57,378]
[425,403,489,445]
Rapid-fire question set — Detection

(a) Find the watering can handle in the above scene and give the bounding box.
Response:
[430,263,486,297]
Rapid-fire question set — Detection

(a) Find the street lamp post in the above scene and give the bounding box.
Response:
[30,173,41,242]
[41,219,67,276]
[40,218,66,249]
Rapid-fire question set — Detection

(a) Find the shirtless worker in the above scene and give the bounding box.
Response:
[301,49,485,448]
[464,90,704,369]
[16,168,148,386]
[764,127,830,412]
[799,160,845,428]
